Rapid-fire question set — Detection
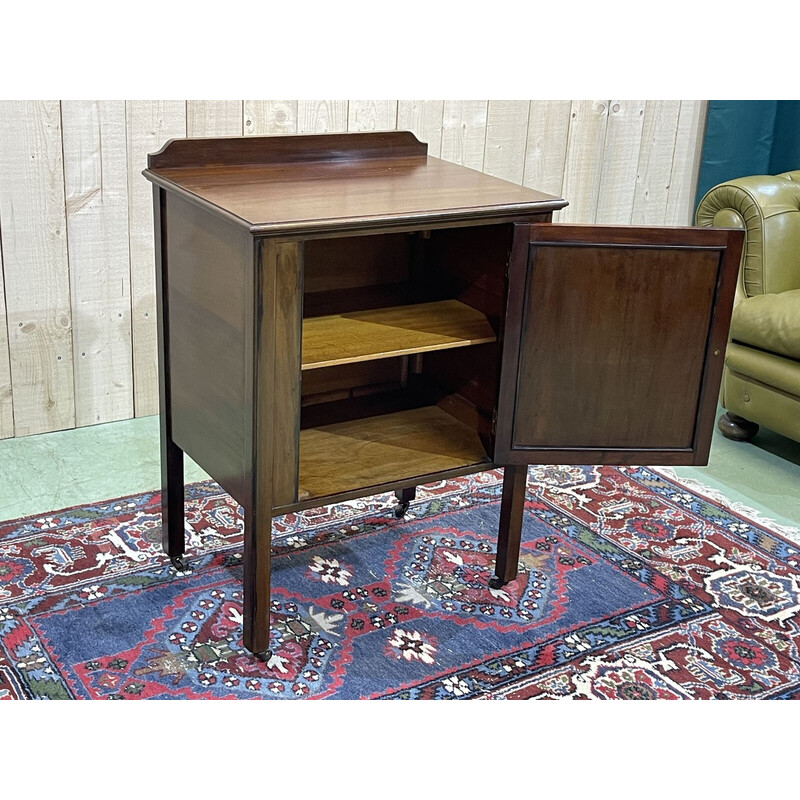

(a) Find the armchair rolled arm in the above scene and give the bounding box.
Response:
[696,172,800,299]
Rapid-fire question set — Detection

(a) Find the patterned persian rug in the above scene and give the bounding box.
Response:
[2,465,800,700]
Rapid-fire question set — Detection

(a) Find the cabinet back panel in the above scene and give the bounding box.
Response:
[301,359,406,408]
[303,233,412,297]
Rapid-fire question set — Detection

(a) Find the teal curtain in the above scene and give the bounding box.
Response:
[694,100,800,208]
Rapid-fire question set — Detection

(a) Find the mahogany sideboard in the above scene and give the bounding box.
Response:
[144,132,744,659]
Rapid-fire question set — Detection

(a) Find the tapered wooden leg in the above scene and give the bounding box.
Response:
[154,183,187,570]
[161,435,187,568]
[490,465,528,588]
[394,486,417,517]
[242,496,272,659]
[240,239,279,659]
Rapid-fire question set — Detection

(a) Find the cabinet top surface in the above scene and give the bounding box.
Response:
[144,131,566,234]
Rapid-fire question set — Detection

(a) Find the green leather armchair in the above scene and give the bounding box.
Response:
[696,171,800,443]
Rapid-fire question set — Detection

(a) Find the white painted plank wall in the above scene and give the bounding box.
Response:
[245,101,297,135]
[397,101,445,157]
[595,100,646,223]
[0,101,75,437]
[62,100,134,428]
[483,101,531,183]
[298,101,349,133]
[0,252,13,439]
[559,100,610,223]
[125,101,186,418]
[0,99,708,438]
[632,100,683,224]
[667,100,708,225]
[441,100,489,170]
[187,101,243,137]
[522,100,572,197]
[348,101,398,131]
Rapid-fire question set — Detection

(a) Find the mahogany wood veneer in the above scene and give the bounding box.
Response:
[145,131,744,658]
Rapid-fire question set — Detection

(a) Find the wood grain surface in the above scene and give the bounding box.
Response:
[62,100,134,427]
[302,300,496,370]
[187,101,243,137]
[495,223,743,465]
[0,100,75,436]
[297,405,489,500]
[595,100,647,224]
[148,148,565,233]
[558,100,609,223]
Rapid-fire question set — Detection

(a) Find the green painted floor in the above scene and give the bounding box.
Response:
[1,413,798,532]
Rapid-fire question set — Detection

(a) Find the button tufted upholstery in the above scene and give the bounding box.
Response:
[696,171,800,444]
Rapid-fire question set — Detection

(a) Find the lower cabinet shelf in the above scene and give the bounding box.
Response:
[297,405,490,501]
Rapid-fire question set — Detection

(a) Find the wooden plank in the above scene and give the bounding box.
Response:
[440,100,489,171]
[631,100,682,225]
[595,100,647,224]
[244,100,298,135]
[302,300,496,370]
[126,100,186,417]
[666,100,708,225]
[347,100,398,131]
[187,100,243,136]
[61,100,134,427]
[272,241,303,506]
[522,100,572,197]
[483,101,530,184]
[0,250,13,438]
[0,100,75,436]
[558,100,610,223]
[297,100,349,133]
[397,100,445,156]
[298,405,488,500]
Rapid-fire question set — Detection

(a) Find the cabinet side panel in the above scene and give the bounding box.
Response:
[165,193,251,502]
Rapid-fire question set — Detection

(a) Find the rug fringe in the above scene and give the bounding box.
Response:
[653,466,800,543]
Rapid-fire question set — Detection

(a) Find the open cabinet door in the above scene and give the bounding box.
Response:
[494,224,744,466]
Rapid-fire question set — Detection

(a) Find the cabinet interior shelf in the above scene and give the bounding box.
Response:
[297,405,490,501]
[301,299,496,370]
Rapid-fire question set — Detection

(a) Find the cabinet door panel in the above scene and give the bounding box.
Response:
[494,224,743,466]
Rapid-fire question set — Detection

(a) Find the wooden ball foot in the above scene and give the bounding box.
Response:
[717,411,759,442]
